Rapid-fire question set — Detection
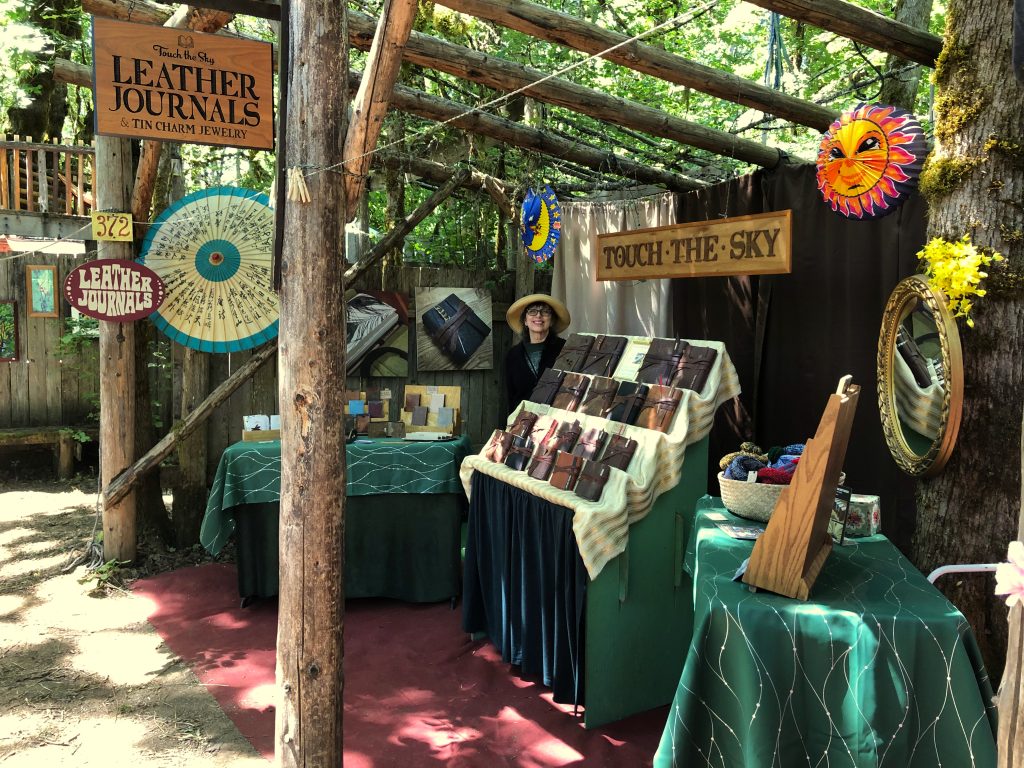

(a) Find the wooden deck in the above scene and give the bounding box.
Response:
[0,135,94,216]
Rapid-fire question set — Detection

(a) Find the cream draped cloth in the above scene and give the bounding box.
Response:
[551,192,676,337]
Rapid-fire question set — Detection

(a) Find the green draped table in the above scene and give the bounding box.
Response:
[200,435,471,603]
[654,496,997,768]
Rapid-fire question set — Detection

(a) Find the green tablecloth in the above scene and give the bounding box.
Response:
[655,496,997,768]
[200,435,471,602]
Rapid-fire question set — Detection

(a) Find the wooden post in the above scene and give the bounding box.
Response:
[96,134,137,562]
[275,0,348,764]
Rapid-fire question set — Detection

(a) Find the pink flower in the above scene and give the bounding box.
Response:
[995,541,1024,607]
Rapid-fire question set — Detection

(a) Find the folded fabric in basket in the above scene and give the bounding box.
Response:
[578,376,617,418]
[575,459,611,502]
[552,333,595,372]
[549,451,584,491]
[551,372,590,411]
[529,368,566,405]
[635,384,683,432]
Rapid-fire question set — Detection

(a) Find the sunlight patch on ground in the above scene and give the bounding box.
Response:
[26,571,154,632]
[238,681,276,711]
[0,592,26,619]
[72,629,172,686]
[8,537,62,555]
[488,706,585,765]
[0,526,36,546]
[0,550,67,579]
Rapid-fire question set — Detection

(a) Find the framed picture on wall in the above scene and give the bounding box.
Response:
[26,265,58,318]
[0,300,17,361]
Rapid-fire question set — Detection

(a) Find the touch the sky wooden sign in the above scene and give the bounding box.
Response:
[595,210,792,281]
[92,17,274,150]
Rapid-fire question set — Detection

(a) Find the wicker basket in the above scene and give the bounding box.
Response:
[717,471,785,522]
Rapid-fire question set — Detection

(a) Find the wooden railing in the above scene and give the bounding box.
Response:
[0,135,95,216]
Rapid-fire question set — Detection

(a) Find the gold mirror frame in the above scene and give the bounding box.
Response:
[877,275,963,477]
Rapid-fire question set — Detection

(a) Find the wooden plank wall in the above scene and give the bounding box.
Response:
[0,252,99,428]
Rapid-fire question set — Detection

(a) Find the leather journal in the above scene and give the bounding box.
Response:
[527,420,561,480]
[483,430,514,463]
[421,293,491,365]
[671,344,718,392]
[575,459,611,502]
[552,333,595,372]
[578,335,627,377]
[636,384,683,433]
[529,368,565,405]
[503,435,535,471]
[637,338,689,386]
[551,372,590,411]
[607,381,649,424]
[509,409,540,438]
[578,376,617,418]
[571,426,608,461]
[549,451,584,492]
[600,434,638,471]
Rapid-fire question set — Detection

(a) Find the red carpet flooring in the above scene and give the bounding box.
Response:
[133,563,667,766]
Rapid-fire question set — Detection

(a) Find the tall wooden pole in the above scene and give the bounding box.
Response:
[274,0,348,764]
[96,134,137,561]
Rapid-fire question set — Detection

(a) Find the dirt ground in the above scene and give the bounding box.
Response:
[0,453,268,767]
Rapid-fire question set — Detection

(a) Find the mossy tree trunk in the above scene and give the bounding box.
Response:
[914,0,1024,682]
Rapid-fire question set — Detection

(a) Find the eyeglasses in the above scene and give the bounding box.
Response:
[525,307,553,317]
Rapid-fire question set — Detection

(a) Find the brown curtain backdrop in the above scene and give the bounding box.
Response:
[673,163,925,552]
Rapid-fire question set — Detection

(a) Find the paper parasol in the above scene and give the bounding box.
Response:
[816,103,926,220]
[139,187,278,352]
[520,185,562,263]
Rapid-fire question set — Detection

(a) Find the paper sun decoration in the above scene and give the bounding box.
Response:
[816,103,926,220]
[520,185,562,263]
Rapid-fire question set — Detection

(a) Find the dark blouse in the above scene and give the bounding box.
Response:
[504,333,566,419]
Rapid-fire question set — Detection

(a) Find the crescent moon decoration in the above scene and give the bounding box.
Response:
[520,185,562,263]
[816,103,927,220]
[139,187,278,352]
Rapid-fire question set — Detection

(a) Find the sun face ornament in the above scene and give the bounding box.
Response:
[816,103,927,219]
[520,185,562,263]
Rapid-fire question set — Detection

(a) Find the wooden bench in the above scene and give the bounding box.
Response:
[0,426,98,479]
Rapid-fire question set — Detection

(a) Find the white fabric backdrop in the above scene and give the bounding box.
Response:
[551,192,676,337]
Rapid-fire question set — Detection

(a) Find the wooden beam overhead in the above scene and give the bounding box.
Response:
[151,0,281,19]
[433,0,838,130]
[358,71,705,192]
[348,10,793,168]
[343,0,418,221]
[741,0,941,67]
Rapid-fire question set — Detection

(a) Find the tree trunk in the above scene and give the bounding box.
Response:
[914,0,1024,683]
[274,0,348,764]
[8,0,80,139]
[382,114,407,291]
[173,348,209,547]
[877,0,934,109]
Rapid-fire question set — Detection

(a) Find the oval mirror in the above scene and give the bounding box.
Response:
[877,275,963,477]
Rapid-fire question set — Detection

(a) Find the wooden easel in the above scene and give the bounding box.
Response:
[742,376,860,599]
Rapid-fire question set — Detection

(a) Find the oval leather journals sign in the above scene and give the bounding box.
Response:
[64,259,166,322]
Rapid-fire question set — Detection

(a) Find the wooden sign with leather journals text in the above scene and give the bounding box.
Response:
[595,210,791,281]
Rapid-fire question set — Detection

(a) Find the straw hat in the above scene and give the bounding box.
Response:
[506,293,571,335]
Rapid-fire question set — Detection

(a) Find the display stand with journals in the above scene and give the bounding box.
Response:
[461,333,740,727]
[400,384,462,435]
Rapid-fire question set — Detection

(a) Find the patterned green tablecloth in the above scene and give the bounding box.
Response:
[200,435,471,556]
[654,496,997,768]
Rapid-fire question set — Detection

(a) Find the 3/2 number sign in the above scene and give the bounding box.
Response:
[91,211,133,242]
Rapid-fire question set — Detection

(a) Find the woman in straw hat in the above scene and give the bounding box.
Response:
[504,293,571,417]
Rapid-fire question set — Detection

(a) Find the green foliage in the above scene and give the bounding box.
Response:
[78,558,130,594]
